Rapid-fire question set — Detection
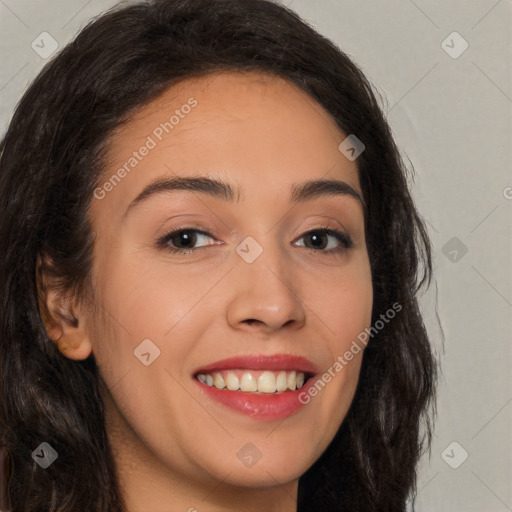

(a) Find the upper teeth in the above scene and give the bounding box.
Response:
[196,370,306,393]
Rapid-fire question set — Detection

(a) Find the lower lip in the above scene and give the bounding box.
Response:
[195,379,313,421]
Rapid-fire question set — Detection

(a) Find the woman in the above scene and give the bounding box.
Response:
[0,0,437,510]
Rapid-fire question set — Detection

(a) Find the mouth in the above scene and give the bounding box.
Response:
[194,369,312,393]
[192,354,318,420]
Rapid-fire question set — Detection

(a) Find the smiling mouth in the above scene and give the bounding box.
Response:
[194,369,312,393]
[193,355,318,420]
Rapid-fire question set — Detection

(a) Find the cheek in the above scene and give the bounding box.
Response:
[305,255,372,419]
[87,246,219,407]
[308,254,373,343]
[91,244,207,341]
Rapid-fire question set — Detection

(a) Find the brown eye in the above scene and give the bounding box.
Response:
[157,228,217,254]
[295,228,353,253]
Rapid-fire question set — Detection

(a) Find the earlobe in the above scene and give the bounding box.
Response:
[35,254,93,360]
[54,328,93,360]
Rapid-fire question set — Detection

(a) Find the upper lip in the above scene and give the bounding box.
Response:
[193,354,319,376]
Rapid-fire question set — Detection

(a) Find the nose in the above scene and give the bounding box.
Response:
[225,243,306,335]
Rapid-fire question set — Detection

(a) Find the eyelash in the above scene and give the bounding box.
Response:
[156,225,353,256]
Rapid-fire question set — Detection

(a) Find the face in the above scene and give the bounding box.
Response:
[82,71,372,500]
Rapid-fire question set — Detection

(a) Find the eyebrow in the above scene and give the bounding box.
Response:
[122,174,364,221]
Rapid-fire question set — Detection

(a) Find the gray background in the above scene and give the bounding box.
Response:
[1,1,511,510]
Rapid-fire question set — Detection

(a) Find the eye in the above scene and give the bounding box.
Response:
[157,227,218,254]
[294,228,353,254]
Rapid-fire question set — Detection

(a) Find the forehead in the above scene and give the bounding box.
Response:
[93,71,361,220]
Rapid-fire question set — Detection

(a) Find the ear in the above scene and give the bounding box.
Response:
[36,254,93,360]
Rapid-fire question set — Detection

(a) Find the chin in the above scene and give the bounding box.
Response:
[191,432,323,489]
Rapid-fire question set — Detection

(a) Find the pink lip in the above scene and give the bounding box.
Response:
[193,354,319,374]
[193,354,318,421]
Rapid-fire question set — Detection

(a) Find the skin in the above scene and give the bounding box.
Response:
[41,71,373,512]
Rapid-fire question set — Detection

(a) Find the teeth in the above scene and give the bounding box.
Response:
[287,370,296,391]
[276,371,287,392]
[197,370,307,393]
[213,373,226,390]
[258,371,276,393]
[225,372,239,391]
[240,372,258,392]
